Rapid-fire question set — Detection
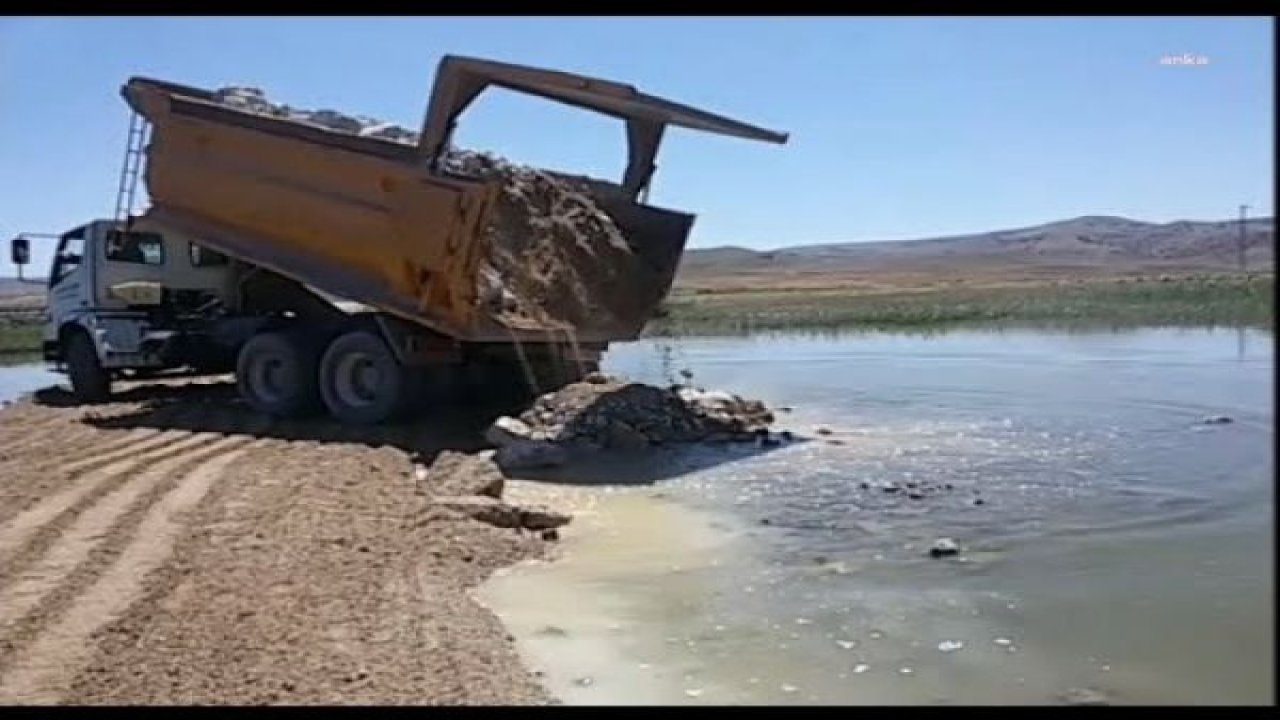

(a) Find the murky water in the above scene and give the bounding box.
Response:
[481,327,1274,705]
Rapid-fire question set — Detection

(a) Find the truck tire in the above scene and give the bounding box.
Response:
[236,331,323,418]
[64,329,111,403]
[318,330,410,425]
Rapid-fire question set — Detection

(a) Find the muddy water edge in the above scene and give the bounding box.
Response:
[478,327,1274,705]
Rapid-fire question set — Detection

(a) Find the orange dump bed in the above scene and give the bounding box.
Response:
[121,57,787,343]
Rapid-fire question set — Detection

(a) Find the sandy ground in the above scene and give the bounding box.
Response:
[0,376,556,705]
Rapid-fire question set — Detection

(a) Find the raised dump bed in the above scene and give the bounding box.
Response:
[122,55,787,344]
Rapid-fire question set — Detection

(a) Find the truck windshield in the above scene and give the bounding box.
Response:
[50,227,86,288]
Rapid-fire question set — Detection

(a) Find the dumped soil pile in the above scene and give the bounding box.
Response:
[212,86,662,336]
[485,374,776,463]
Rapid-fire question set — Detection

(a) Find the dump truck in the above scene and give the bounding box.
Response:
[9,55,787,425]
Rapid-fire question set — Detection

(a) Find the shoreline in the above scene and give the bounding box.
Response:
[475,476,753,705]
[2,273,1271,356]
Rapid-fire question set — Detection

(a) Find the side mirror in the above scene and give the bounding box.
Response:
[10,237,30,266]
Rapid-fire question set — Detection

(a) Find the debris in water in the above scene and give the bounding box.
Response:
[781,684,799,693]
[870,631,884,640]
[937,640,965,653]
[836,640,857,650]
[1201,415,1234,425]
[795,618,813,625]
[574,676,594,687]
[1059,687,1112,706]
[685,688,704,698]
[993,637,1013,647]
[899,667,914,675]
[816,427,833,436]
[929,538,961,558]
[853,664,870,674]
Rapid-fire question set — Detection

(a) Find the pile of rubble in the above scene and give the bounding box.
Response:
[414,450,571,538]
[483,373,778,471]
[211,86,657,334]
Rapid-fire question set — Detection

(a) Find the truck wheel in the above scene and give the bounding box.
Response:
[318,330,409,425]
[236,331,322,418]
[64,330,111,403]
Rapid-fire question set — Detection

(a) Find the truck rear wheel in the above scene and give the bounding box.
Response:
[318,330,410,426]
[64,329,111,403]
[236,331,323,418]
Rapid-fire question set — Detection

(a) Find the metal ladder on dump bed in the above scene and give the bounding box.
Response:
[113,111,150,225]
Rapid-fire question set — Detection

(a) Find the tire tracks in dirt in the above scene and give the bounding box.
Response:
[0,441,258,703]
[0,431,227,564]
[0,434,249,627]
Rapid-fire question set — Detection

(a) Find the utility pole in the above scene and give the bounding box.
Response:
[1238,204,1249,273]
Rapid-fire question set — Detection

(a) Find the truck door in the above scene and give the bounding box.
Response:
[96,226,170,309]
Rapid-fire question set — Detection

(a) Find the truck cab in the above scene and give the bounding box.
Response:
[23,220,239,398]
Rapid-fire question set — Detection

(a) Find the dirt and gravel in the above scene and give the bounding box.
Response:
[0,378,554,705]
[0,372,779,705]
[212,86,661,336]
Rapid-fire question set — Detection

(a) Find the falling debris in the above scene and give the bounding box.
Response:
[211,85,664,336]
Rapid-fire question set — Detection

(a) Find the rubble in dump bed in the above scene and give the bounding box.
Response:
[211,85,660,335]
[484,372,780,470]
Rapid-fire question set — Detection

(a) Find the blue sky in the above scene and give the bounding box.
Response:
[0,16,1273,274]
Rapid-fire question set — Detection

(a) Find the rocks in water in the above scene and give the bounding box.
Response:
[509,377,774,450]
[815,427,833,436]
[431,496,571,532]
[415,451,505,499]
[521,507,573,531]
[606,420,651,451]
[928,538,961,558]
[484,416,535,447]
[1201,415,1234,425]
[973,497,986,506]
[540,528,560,542]
[494,440,568,471]
[431,496,523,529]
[583,371,609,385]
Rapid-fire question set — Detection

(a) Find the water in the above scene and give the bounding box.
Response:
[481,327,1274,705]
[0,362,59,405]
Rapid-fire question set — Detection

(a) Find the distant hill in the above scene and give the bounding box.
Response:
[0,277,45,298]
[679,216,1276,278]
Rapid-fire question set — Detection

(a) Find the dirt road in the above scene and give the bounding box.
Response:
[0,377,554,705]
